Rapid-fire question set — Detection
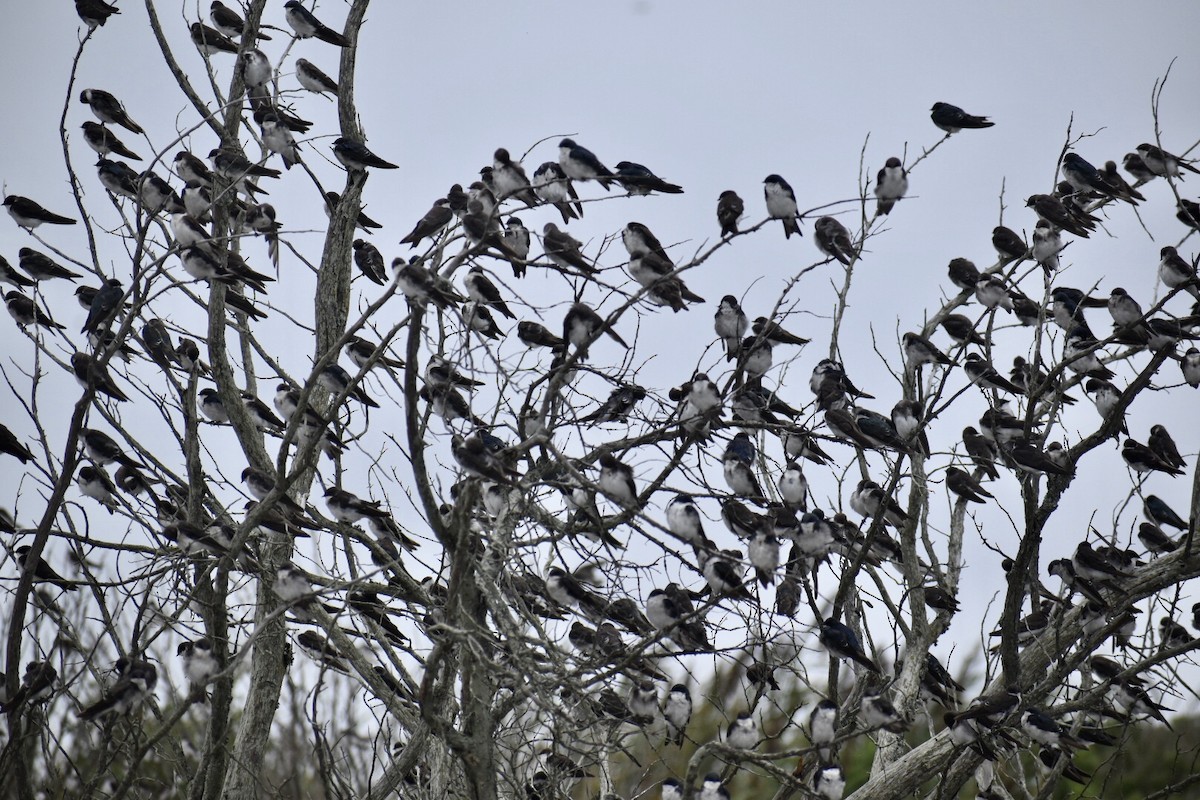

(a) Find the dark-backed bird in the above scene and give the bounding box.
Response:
[930,102,993,133]
[80,89,143,134]
[283,0,348,45]
[763,174,802,238]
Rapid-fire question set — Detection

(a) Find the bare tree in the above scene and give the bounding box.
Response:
[2,4,1200,800]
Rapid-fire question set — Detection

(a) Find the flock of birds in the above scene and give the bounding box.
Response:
[2,2,1200,799]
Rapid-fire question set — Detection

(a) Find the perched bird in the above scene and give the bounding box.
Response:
[763,174,802,238]
[210,1,269,39]
[490,148,539,207]
[76,0,121,28]
[400,198,453,248]
[297,631,349,672]
[1145,495,1188,531]
[6,291,65,331]
[874,156,908,215]
[663,684,692,746]
[558,138,614,189]
[992,225,1027,261]
[283,0,348,46]
[1157,247,1200,300]
[80,278,123,335]
[531,161,582,223]
[178,639,219,687]
[1122,438,1184,477]
[725,712,759,749]
[930,101,993,133]
[964,353,1022,394]
[717,190,744,237]
[1148,424,1185,472]
[4,195,76,229]
[0,423,34,463]
[714,295,749,361]
[295,58,339,95]
[71,352,130,401]
[0,661,58,715]
[80,89,143,134]
[614,161,683,195]
[451,433,520,484]
[464,266,515,319]
[1083,378,1127,435]
[19,248,81,282]
[902,332,952,370]
[947,257,981,291]
[946,466,993,503]
[1181,347,1200,388]
[78,659,158,720]
[1135,143,1200,179]
[190,22,239,55]
[16,546,78,591]
[542,222,598,275]
[962,426,1001,480]
[819,618,880,673]
[861,692,909,733]
[813,763,846,800]
[333,137,398,171]
[563,303,627,360]
[814,216,856,264]
[1138,522,1178,556]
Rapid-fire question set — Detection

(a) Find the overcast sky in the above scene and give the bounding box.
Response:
[3,0,1200,713]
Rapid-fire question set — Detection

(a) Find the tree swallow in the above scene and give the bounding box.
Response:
[874,156,908,215]
[283,0,348,46]
[4,196,76,229]
[930,102,994,133]
[814,216,856,264]
[614,161,683,195]
[80,89,143,134]
[333,137,398,171]
[558,138,614,189]
[763,174,802,238]
[717,190,744,237]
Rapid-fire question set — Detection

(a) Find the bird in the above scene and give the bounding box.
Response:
[333,137,398,171]
[717,190,744,237]
[1122,439,1184,477]
[283,0,348,46]
[190,22,239,55]
[763,174,802,238]
[714,295,749,361]
[813,763,846,800]
[463,267,516,319]
[400,198,453,248]
[902,332,953,370]
[1144,495,1187,531]
[614,161,683,195]
[4,196,76,228]
[1083,378,1127,435]
[930,102,994,133]
[725,712,759,749]
[558,138,614,189]
[814,216,856,264]
[295,58,339,95]
[210,1,268,38]
[964,353,1022,394]
[962,426,1001,480]
[451,433,520,484]
[1138,522,1178,556]
[1157,247,1200,300]
[541,223,598,275]
[701,550,752,600]
[80,89,143,134]
[946,257,981,291]
[80,278,123,335]
[531,161,582,223]
[297,631,349,672]
[76,0,121,28]
[71,352,130,401]
[663,684,692,746]
[563,303,627,360]
[666,494,706,546]
[819,618,880,673]
[6,291,65,331]
[946,466,993,503]
[0,661,58,715]
[18,248,82,282]
[991,225,1026,261]
[490,148,539,207]
[861,692,909,733]
[1022,708,1086,750]
[1135,143,1200,179]
[874,156,908,215]
[178,639,219,687]
[16,546,78,591]
[77,659,158,720]
[1148,425,1185,472]
[1182,347,1200,388]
